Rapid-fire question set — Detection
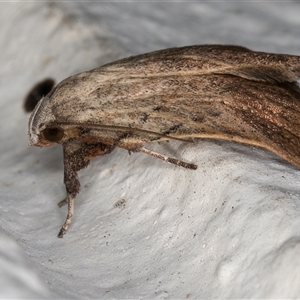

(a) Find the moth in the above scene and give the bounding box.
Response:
[28,45,300,237]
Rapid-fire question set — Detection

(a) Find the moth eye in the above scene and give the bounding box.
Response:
[41,127,64,143]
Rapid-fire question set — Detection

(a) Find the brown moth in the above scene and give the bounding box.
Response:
[28,45,300,237]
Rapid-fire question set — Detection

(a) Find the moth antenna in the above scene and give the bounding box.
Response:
[139,147,198,170]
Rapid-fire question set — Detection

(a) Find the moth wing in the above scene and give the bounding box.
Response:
[100,45,300,83]
[43,45,300,167]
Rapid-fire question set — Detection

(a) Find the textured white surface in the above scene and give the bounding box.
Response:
[1,2,300,299]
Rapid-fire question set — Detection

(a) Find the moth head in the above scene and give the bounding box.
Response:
[28,95,64,147]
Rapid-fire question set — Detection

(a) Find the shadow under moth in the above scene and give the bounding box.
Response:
[27,45,300,237]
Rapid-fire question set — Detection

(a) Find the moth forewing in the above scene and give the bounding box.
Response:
[28,45,300,237]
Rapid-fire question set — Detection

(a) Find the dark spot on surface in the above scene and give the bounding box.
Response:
[117,131,134,143]
[114,198,127,209]
[139,112,149,123]
[163,123,182,135]
[80,127,92,135]
[191,114,205,122]
[153,106,162,111]
[209,109,221,117]
[24,78,55,112]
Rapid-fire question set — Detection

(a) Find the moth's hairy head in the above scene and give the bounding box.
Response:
[28,95,57,147]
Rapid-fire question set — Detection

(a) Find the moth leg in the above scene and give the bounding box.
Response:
[58,141,113,238]
[57,142,84,238]
[58,198,67,207]
[58,194,74,238]
[139,147,197,170]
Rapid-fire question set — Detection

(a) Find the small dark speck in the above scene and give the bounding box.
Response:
[191,115,204,122]
[24,78,55,112]
[81,127,92,135]
[114,198,127,209]
[153,106,162,111]
[139,112,149,123]
[209,109,221,117]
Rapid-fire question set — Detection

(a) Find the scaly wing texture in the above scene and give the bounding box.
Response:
[48,45,300,166]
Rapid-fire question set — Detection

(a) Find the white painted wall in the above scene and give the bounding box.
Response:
[1,2,300,298]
